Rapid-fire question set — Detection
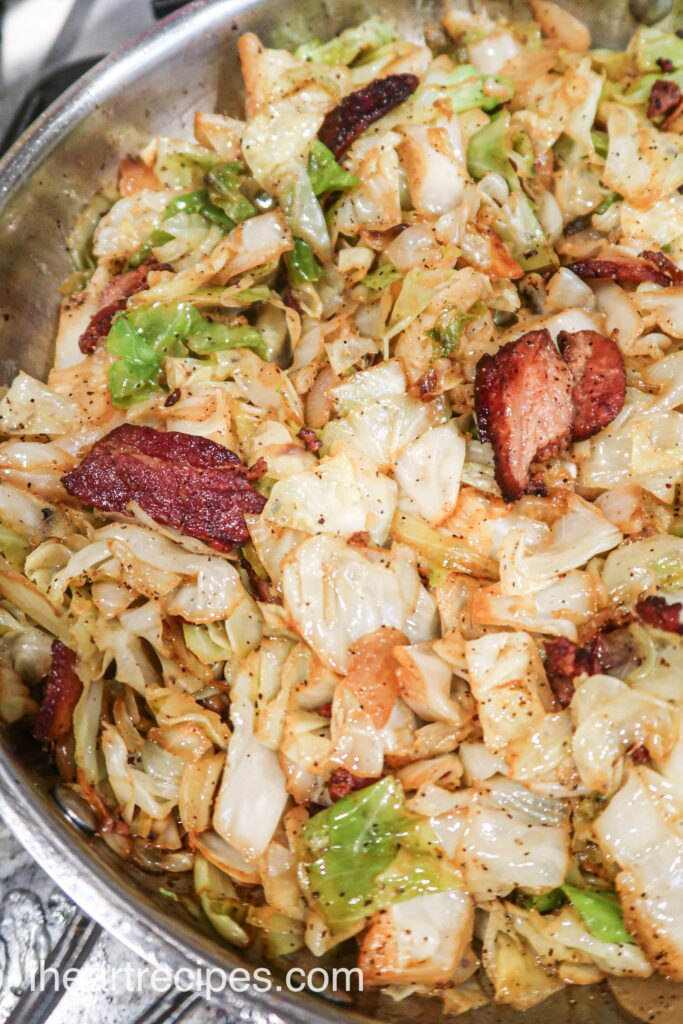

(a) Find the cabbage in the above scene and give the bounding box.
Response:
[471,571,599,641]
[284,238,322,283]
[394,423,466,526]
[0,657,38,724]
[194,852,250,947]
[422,64,514,113]
[601,534,683,603]
[295,16,395,65]
[330,359,406,413]
[302,776,460,932]
[562,885,633,945]
[205,161,258,224]
[392,513,498,580]
[465,631,551,756]
[194,111,244,160]
[572,674,677,794]
[493,193,558,273]
[162,188,235,233]
[93,190,172,259]
[499,496,622,597]
[467,111,519,191]
[393,642,471,726]
[594,767,683,979]
[322,394,449,469]
[106,302,266,407]
[333,132,403,235]
[482,908,563,1011]
[507,901,652,979]
[65,187,119,285]
[629,27,683,73]
[621,194,683,251]
[514,57,602,155]
[604,106,683,210]
[0,372,81,436]
[399,126,467,217]
[458,779,569,900]
[358,890,474,987]
[281,535,436,672]
[263,451,396,543]
[307,140,359,195]
[241,86,333,192]
[280,163,331,260]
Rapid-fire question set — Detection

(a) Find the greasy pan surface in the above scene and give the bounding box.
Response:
[0,0,678,1021]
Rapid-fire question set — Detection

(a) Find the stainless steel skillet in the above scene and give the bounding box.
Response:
[0,1,678,1021]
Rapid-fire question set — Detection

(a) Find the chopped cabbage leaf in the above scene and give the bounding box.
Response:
[307,140,359,195]
[295,16,396,65]
[285,238,323,283]
[562,885,633,945]
[467,111,519,191]
[302,776,459,932]
[629,27,683,73]
[106,302,266,406]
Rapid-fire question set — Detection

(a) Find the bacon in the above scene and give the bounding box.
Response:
[557,329,626,441]
[78,259,170,355]
[474,329,572,500]
[544,634,605,709]
[327,767,376,802]
[639,249,683,285]
[297,426,322,452]
[409,368,440,402]
[62,424,266,551]
[34,641,83,744]
[647,79,682,120]
[566,257,672,288]
[545,624,640,708]
[636,594,683,635]
[319,74,419,158]
[629,744,651,765]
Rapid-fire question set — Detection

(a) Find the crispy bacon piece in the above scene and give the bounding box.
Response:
[78,258,169,355]
[657,57,675,73]
[545,624,640,708]
[475,329,572,500]
[409,368,440,402]
[297,426,322,452]
[319,74,419,158]
[557,330,626,441]
[328,767,376,802]
[639,249,683,285]
[629,744,651,765]
[636,594,683,635]
[566,257,672,288]
[647,78,682,120]
[544,634,605,709]
[62,424,266,551]
[34,641,83,744]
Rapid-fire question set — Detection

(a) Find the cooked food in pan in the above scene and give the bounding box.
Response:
[3,1,683,1012]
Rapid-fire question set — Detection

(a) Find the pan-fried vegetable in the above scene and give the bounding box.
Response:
[9,4,683,1009]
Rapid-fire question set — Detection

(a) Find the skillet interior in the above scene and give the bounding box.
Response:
[0,1,677,1021]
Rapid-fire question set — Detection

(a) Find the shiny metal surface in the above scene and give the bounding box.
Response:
[0,1,660,1021]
